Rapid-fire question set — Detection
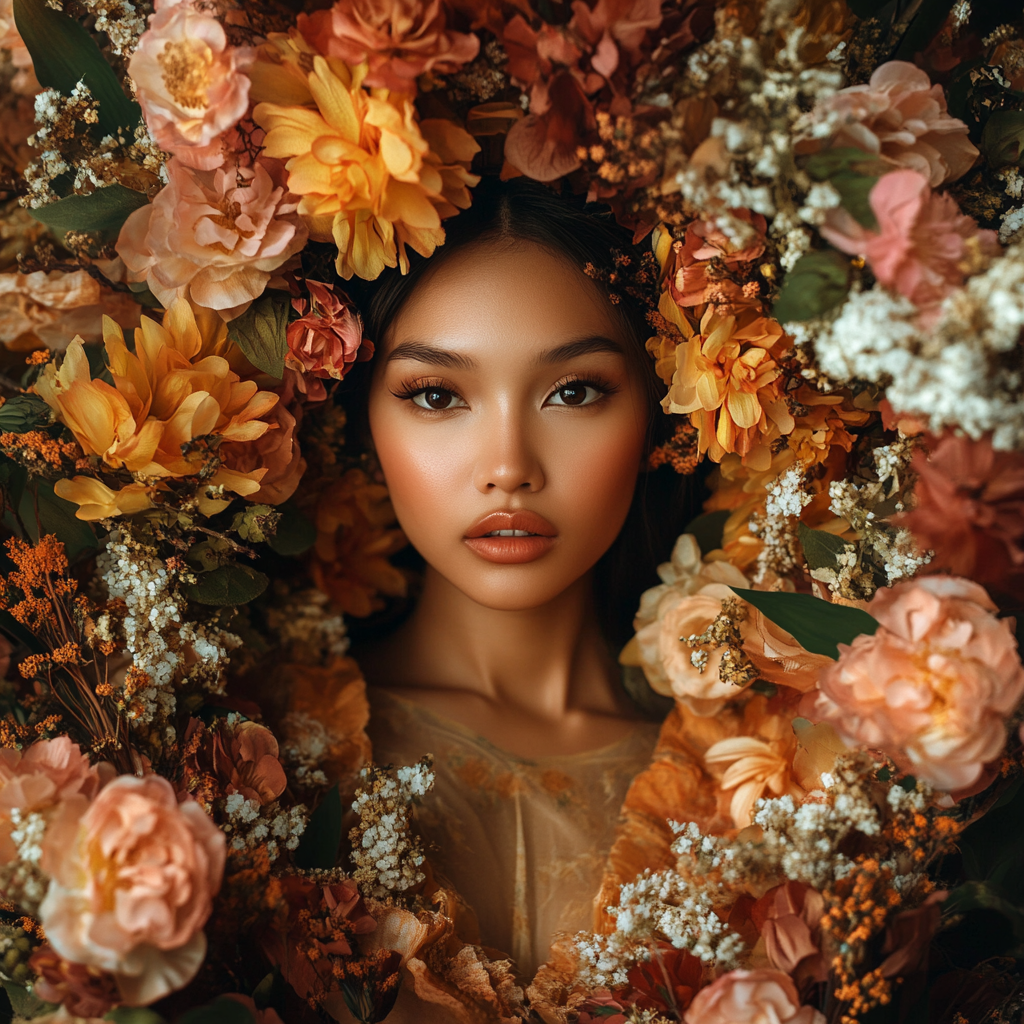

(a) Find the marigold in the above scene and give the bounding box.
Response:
[252,42,479,280]
[33,300,279,519]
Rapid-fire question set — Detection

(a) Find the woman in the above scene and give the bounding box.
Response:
[351,179,694,992]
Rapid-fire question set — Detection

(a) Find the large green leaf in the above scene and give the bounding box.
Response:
[773,250,851,324]
[227,294,290,379]
[730,586,880,659]
[3,980,56,1018]
[682,509,730,557]
[183,564,269,606]
[798,522,850,571]
[105,1009,168,1024]
[267,503,317,556]
[18,480,98,558]
[176,998,255,1024]
[981,110,1024,169]
[0,394,52,433]
[13,0,140,137]
[31,185,150,241]
[294,783,342,870]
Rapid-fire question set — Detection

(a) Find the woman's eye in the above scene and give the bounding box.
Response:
[548,383,602,407]
[412,387,465,410]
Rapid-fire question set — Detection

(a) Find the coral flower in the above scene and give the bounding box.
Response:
[750,882,827,983]
[683,969,824,1024]
[33,300,279,518]
[39,774,225,1006]
[117,156,307,320]
[806,60,977,186]
[813,576,1024,791]
[652,296,795,471]
[128,1,251,169]
[252,46,479,280]
[298,0,479,94]
[821,169,999,317]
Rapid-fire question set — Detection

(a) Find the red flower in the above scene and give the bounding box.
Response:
[30,946,120,1020]
[625,944,705,1014]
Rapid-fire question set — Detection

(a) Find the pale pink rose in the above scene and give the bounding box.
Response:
[0,270,142,351]
[684,969,824,1024]
[128,2,251,169]
[809,60,977,186]
[813,576,1024,791]
[821,169,999,317]
[286,281,372,394]
[298,0,479,94]
[117,157,306,320]
[39,774,225,1006]
[220,396,306,505]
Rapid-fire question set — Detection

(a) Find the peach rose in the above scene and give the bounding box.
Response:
[813,576,1024,791]
[821,169,999,318]
[220,396,306,505]
[683,969,825,1024]
[807,60,977,186]
[298,0,479,94]
[118,157,306,320]
[38,774,225,1006]
[128,1,250,169]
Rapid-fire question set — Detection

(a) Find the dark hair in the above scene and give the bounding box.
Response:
[344,178,703,651]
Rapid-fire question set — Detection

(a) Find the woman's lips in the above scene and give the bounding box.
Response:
[464,510,557,564]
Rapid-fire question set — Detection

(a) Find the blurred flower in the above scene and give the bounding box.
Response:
[0,0,37,93]
[312,468,407,617]
[39,774,225,1006]
[34,300,279,518]
[298,0,479,94]
[30,947,120,1020]
[653,297,794,471]
[578,990,629,1024]
[253,46,478,280]
[750,882,826,983]
[222,994,285,1024]
[286,281,372,398]
[822,169,999,318]
[813,576,1024,791]
[220,396,306,505]
[129,1,251,169]
[118,157,307,320]
[0,270,141,352]
[900,432,1024,597]
[683,968,824,1024]
[806,60,977,186]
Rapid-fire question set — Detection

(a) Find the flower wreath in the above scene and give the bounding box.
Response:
[0,0,1022,1022]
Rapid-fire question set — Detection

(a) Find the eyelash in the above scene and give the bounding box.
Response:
[389,373,620,410]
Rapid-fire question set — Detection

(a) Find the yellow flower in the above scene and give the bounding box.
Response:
[34,300,280,519]
[53,478,156,520]
[650,291,794,471]
[252,40,478,280]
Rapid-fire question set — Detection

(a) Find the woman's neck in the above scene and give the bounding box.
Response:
[359,567,642,756]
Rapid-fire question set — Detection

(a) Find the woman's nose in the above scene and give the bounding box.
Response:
[472,410,545,494]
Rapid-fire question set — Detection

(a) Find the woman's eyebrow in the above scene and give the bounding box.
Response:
[536,336,624,364]
[385,341,477,370]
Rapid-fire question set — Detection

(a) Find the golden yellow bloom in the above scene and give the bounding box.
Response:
[34,300,279,519]
[252,40,479,281]
[651,293,795,471]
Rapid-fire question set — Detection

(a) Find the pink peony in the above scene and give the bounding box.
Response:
[298,0,479,94]
[821,169,999,316]
[683,969,824,1024]
[39,774,225,1006]
[128,1,250,169]
[809,60,977,186]
[117,157,307,320]
[813,576,1024,791]
[286,281,372,398]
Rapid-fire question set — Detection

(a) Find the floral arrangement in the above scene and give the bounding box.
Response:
[0,0,1022,1022]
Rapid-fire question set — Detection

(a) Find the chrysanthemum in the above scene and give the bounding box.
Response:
[252,43,478,280]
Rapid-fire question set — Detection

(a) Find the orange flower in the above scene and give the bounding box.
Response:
[33,300,280,519]
[651,294,794,471]
[312,468,407,616]
[251,39,479,280]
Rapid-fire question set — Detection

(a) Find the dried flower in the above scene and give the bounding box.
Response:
[813,576,1024,791]
[682,968,824,1024]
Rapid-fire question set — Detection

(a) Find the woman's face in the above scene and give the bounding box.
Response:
[368,239,649,611]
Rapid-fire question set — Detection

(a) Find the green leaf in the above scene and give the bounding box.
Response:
[294,783,342,870]
[729,586,880,660]
[3,981,56,1018]
[803,147,881,229]
[18,480,98,558]
[13,0,140,137]
[682,509,730,557]
[0,394,52,433]
[798,522,850,571]
[105,1009,168,1024]
[267,503,316,556]
[30,185,150,241]
[981,110,1024,169]
[773,250,851,324]
[183,564,269,606]
[943,881,1024,941]
[0,458,28,516]
[176,998,256,1024]
[227,294,290,378]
